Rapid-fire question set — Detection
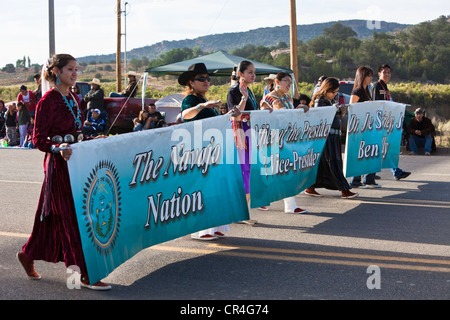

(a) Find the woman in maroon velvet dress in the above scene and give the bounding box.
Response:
[17,54,110,290]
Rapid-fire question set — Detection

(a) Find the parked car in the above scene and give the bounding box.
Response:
[75,81,91,98]
[104,97,158,134]
[75,81,90,111]
[338,80,354,105]
[76,82,182,134]
[337,81,354,136]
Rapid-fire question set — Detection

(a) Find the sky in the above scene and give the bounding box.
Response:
[0,0,448,68]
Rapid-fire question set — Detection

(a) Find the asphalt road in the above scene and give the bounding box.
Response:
[1,147,449,304]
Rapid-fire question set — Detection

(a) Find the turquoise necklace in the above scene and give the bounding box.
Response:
[247,90,258,110]
[273,91,293,109]
[54,87,82,129]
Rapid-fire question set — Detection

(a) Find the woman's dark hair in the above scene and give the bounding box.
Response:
[353,66,373,100]
[44,54,76,84]
[310,77,339,107]
[137,110,149,124]
[236,60,254,80]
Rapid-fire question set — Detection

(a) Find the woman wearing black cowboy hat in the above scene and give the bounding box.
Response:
[178,63,236,240]
[179,63,223,122]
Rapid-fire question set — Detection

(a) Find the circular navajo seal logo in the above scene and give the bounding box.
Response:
[82,160,122,256]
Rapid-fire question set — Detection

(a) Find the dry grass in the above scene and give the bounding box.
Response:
[434,119,450,147]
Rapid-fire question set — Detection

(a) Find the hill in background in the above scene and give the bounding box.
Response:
[76,19,410,64]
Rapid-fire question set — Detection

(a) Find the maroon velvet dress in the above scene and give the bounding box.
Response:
[22,88,88,275]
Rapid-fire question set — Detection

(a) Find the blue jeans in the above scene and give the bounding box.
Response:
[109,92,127,98]
[409,134,432,154]
[391,167,402,177]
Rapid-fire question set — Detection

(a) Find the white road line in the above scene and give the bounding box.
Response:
[0,180,41,184]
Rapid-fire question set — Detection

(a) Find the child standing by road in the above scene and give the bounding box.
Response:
[17,101,31,147]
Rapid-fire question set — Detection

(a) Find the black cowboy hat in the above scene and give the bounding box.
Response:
[177,63,209,86]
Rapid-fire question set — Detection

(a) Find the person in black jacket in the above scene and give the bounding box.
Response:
[0,100,7,138]
[84,78,104,111]
[371,64,411,180]
[406,108,435,155]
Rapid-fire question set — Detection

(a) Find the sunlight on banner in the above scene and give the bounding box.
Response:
[344,101,406,177]
[248,108,336,208]
[67,115,248,284]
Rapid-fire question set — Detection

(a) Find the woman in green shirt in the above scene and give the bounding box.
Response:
[178,63,235,240]
[179,63,222,122]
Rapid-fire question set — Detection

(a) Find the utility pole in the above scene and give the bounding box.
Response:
[116,0,122,92]
[49,0,55,58]
[289,0,299,99]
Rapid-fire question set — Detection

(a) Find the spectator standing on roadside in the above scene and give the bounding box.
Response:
[371,64,411,180]
[263,74,276,99]
[33,74,42,103]
[17,85,37,116]
[5,103,18,146]
[17,101,31,147]
[0,100,7,138]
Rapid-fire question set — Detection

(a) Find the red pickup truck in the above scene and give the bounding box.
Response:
[77,82,180,134]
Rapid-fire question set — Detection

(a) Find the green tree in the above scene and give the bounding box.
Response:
[2,63,16,73]
[323,23,357,41]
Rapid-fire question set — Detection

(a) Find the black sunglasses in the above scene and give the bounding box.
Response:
[193,76,211,82]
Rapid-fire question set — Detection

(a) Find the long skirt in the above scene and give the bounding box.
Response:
[235,121,251,194]
[310,133,351,191]
[22,153,88,275]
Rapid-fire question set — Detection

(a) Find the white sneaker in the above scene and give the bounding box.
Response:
[285,207,309,214]
[191,234,218,240]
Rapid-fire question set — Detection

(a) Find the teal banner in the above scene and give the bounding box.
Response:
[343,101,406,177]
[67,115,249,284]
[248,108,337,208]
